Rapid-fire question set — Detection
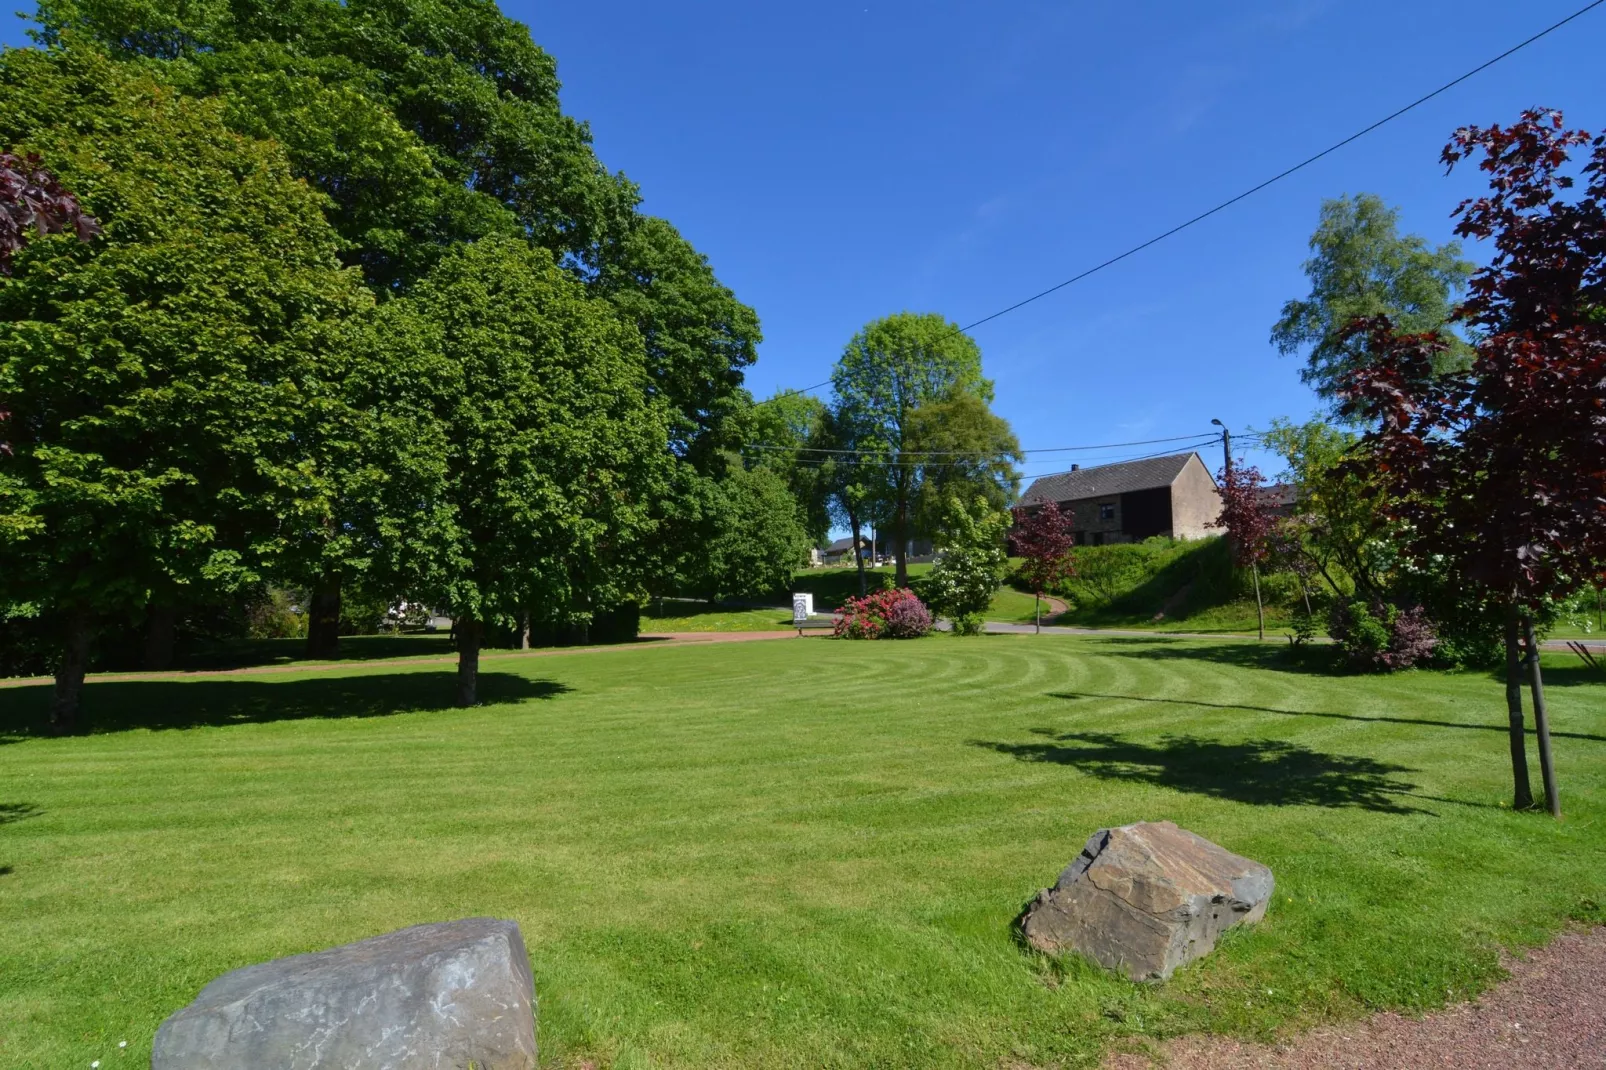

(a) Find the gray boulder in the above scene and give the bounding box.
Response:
[1021,820,1273,982]
[151,917,537,1070]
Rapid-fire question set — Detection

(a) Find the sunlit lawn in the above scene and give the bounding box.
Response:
[2,636,1603,1068]
[641,603,797,632]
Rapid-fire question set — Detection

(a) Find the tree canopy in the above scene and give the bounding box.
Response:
[0,47,374,728]
[1341,110,1606,816]
[396,236,672,705]
[1272,193,1474,404]
[830,312,1015,585]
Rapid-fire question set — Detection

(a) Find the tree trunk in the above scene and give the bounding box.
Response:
[1034,592,1041,635]
[848,507,867,597]
[517,611,531,650]
[143,602,177,671]
[894,496,910,588]
[51,610,92,735]
[1503,608,1535,810]
[456,615,482,708]
[1521,614,1560,818]
[1251,563,1265,641]
[304,573,342,660]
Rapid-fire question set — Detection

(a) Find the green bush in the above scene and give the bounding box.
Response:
[951,612,987,636]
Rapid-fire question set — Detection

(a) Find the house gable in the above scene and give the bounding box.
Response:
[1016,451,1221,544]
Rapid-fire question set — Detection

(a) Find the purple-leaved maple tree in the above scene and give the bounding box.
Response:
[1011,501,1076,634]
[1213,462,1274,641]
[1342,110,1606,817]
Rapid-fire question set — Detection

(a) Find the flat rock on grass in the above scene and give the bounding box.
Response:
[151,917,537,1070]
[1022,820,1273,982]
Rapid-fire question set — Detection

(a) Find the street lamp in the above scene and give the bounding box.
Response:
[1210,418,1231,479]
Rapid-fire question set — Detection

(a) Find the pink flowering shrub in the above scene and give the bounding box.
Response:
[833,588,933,639]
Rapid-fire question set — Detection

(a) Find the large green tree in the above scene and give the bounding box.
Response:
[0,48,373,728]
[34,0,765,631]
[1272,193,1474,404]
[280,301,456,660]
[747,390,831,546]
[33,0,631,287]
[694,464,812,603]
[397,237,670,706]
[831,312,1012,585]
[905,392,1022,542]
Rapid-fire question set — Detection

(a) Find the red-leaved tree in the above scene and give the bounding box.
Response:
[0,151,99,275]
[1343,110,1606,817]
[1213,462,1274,641]
[1011,501,1076,634]
[1,151,99,453]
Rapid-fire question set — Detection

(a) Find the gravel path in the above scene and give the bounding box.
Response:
[1106,927,1606,1069]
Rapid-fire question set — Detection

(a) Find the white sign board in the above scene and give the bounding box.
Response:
[791,592,815,623]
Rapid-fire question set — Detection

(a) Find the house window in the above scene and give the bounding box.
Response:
[1073,530,1087,546]
[1099,502,1116,521]
[1092,531,1106,546]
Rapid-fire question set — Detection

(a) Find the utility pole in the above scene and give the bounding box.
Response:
[1211,418,1232,481]
[1212,418,1263,641]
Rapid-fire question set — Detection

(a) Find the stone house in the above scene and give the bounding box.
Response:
[1014,452,1222,546]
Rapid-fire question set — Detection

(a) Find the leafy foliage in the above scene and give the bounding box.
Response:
[1011,500,1076,596]
[831,312,1015,583]
[906,392,1021,539]
[694,464,812,603]
[0,149,99,275]
[0,49,375,723]
[396,236,671,649]
[747,390,831,545]
[832,588,931,639]
[1342,110,1606,614]
[922,496,1009,621]
[1328,601,1438,672]
[1272,193,1474,404]
[1211,462,1274,568]
[35,0,638,285]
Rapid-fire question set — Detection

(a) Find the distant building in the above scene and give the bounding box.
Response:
[821,535,864,566]
[1255,482,1298,518]
[1014,452,1222,546]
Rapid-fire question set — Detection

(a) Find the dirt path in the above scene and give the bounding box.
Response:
[1106,926,1606,1069]
[1040,594,1070,620]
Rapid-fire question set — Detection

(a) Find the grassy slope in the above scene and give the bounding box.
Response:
[3,639,1602,1069]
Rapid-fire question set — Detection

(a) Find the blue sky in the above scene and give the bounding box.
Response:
[5,1,1603,486]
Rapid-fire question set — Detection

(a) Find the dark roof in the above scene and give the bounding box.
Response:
[825,536,859,552]
[1255,483,1298,509]
[1016,452,1203,508]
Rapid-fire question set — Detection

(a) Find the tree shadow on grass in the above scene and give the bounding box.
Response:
[1084,635,1606,692]
[970,730,1425,813]
[1078,636,1348,676]
[0,803,41,825]
[0,672,569,738]
[173,634,458,671]
[1046,691,1606,744]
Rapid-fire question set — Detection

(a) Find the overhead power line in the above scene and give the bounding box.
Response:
[742,430,1216,457]
[785,436,1222,471]
[955,0,1605,335]
[761,0,1603,402]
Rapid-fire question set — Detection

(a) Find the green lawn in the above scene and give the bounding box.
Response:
[985,586,1056,624]
[1051,599,1300,636]
[2,637,1603,1069]
[642,603,797,632]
